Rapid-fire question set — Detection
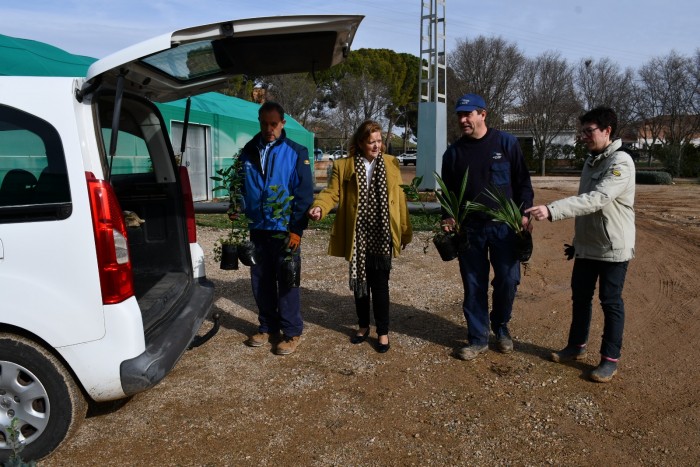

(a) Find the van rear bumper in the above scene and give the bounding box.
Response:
[119,277,215,396]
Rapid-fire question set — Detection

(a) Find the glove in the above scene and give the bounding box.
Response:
[564,243,575,260]
[288,232,301,251]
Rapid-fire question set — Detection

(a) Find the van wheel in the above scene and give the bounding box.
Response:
[0,334,87,462]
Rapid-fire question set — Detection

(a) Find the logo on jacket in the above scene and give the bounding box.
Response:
[492,152,503,160]
[612,169,621,176]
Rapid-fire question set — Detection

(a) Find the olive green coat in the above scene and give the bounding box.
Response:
[311,154,412,260]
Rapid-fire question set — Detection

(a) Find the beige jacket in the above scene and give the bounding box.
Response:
[548,139,635,262]
[311,154,412,260]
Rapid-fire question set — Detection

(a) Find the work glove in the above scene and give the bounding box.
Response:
[564,243,575,260]
[288,232,301,252]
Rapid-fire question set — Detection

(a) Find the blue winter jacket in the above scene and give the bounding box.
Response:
[239,130,314,235]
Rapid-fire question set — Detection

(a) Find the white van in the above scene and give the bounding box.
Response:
[0,15,362,460]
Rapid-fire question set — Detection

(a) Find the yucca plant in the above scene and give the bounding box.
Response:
[431,170,483,261]
[480,185,533,262]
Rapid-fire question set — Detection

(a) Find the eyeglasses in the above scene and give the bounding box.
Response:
[580,127,600,136]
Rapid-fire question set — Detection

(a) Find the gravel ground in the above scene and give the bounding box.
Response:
[45,179,700,466]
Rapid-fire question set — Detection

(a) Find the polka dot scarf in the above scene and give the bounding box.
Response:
[349,153,392,297]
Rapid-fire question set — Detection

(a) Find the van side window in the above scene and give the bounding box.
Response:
[0,105,71,222]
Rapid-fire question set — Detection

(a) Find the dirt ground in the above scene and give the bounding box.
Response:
[45,176,699,466]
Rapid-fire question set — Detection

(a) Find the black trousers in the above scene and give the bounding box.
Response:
[353,265,391,335]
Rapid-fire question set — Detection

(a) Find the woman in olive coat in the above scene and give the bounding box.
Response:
[308,120,412,352]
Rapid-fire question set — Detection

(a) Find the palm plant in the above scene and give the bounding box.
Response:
[431,170,483,261]
[480,185,533,262]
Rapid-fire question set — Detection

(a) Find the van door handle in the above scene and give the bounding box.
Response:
[0,239,4,261]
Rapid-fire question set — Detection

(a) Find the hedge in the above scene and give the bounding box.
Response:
[635,171,673,185]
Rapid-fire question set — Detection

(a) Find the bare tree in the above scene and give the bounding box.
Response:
[327,72,391,151]
[517,51,580,176]
[260,73,319,126]
[447,36,525,129]
[635,51,700,174]
[575,57,636,135]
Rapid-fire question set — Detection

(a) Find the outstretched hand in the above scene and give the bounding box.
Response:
[307,206,322,221]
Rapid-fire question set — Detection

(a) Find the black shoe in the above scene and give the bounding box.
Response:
[376,335,390,353]
[350,328,369,344]
[550,345,587,363]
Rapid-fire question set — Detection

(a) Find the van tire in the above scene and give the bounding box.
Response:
[0,334,87,462]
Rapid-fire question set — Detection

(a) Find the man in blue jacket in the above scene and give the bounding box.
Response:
[239,101,313,355]
[441,94,534,361]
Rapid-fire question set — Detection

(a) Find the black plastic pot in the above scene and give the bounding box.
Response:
[237,240,257,267]
[515,231,533,263]
[279,257,301,288]
[220,244,239,270]
[432,231,459,262]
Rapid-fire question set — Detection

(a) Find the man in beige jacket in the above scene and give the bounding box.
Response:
[527,106,635,383]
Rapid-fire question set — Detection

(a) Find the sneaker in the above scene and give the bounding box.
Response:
[550,345,587,363]
[495,331,514,354]
[590,358,618,383]
[245,332,270,347]
[275,335,301,355]
[457,344,488,361]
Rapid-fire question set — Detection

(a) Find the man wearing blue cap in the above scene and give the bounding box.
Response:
[440,93,534,361]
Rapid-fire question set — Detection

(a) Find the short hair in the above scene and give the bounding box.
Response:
[350,120,384,156]
[579,106,617,137]
[258,101,285,121]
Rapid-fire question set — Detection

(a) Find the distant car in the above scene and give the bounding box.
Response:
[397,149,417,166]
[330,150,348,160]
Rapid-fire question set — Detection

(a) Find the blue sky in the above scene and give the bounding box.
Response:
[1,0,698,70]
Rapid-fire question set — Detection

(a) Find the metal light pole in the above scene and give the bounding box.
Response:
[417,0,447,190]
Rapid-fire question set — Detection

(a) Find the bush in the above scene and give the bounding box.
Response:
[636,171,673,185]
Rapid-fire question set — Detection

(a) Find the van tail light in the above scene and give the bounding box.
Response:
[179,166,197,243]
[86,172,134,304]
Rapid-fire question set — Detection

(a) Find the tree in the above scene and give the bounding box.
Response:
[517,51,580,176]
[635,51,700,174]
[447,36,525,133]
[575,57,636,136]
[259,73,320,127]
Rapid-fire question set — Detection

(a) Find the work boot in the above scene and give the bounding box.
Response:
[245,332,269,347]
[495,330,514,354]
[457,344,488,361]
[550,345,587,363]
[590,358,618,383]
[276,335,301,355]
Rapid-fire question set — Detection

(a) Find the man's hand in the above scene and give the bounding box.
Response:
[288,233,301,251]
[564,243,575,260]
[440,217,456,232]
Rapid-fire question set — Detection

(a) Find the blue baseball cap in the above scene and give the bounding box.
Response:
[455,94,486,112]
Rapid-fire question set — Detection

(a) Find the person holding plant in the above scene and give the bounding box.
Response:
[237,101,313,356]
[441,93,534,361]
[307,120,412,353]
[525,106,635,383]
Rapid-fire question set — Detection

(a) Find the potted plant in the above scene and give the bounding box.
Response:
[480,186,533,263]
[432,169,482,261]
[210,156,256,269]
[266,185,300,288]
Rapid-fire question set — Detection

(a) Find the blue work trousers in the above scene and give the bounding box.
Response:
[250,230,303,337]
[458,222,521,346]
[569,258,629,360]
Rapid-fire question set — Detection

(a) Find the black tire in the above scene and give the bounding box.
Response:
[0,333,87,461]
